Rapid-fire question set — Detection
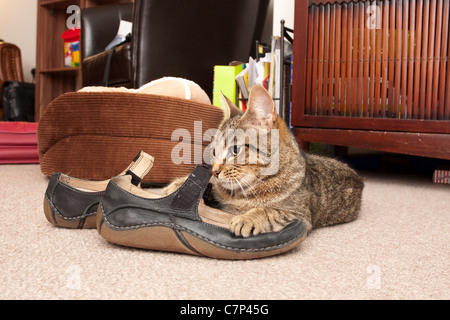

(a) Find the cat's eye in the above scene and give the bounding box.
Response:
[229,145,241,157]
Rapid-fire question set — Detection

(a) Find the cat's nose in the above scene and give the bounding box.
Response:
[212,162,221,177]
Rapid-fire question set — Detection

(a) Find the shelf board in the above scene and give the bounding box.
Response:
[39,67,80,75]
[40,0,79,10]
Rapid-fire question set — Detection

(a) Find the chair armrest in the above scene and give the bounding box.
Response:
[80,4,133,59]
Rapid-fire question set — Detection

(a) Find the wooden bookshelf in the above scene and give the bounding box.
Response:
[35,0,132,121]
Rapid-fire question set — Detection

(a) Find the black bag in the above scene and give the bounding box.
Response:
[2,81,35,121]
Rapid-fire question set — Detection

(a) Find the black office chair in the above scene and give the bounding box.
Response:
[80,0,269,99]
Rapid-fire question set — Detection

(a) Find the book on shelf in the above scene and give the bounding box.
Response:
[235,67,249,100]
[212,35,293,115]
[212,64,244,109]
[235,67,249,111]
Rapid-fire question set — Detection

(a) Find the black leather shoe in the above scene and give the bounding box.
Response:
[43,151,154,229]
[97,164,307,259]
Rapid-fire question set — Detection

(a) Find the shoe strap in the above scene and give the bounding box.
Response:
[171,164,212,220]
[124,151,155,186]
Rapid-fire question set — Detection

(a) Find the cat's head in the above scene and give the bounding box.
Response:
[210,84,282,193]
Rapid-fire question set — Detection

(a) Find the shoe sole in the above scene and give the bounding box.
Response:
[96,207,306,260]
[43,197,97,229]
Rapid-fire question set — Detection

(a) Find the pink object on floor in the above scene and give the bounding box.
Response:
[433,169,450,184]
[0,121,39,164]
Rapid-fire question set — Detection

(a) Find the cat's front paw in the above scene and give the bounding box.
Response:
[230,208,273,237]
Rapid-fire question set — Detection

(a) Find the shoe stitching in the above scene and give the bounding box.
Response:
[109,175,205,222]
[100,202,306,253]
[46,194,98,221]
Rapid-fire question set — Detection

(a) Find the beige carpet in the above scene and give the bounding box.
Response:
[0,164,448,300]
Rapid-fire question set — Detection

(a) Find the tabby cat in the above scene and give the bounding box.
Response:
[164,85,364,237]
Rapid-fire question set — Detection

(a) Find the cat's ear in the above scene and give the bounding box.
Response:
[241,84,276,130]
[220,92,243,121]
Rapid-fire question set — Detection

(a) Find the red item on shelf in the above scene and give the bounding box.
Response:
[61,28,81,67]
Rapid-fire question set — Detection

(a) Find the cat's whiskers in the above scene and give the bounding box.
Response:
[253,175,273,190]
[224,170,259,200]
[229,178,236,199]
[226,179,232,198]
[237,176,258,199]
[239,171,270,191]
[234,177,248,200]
